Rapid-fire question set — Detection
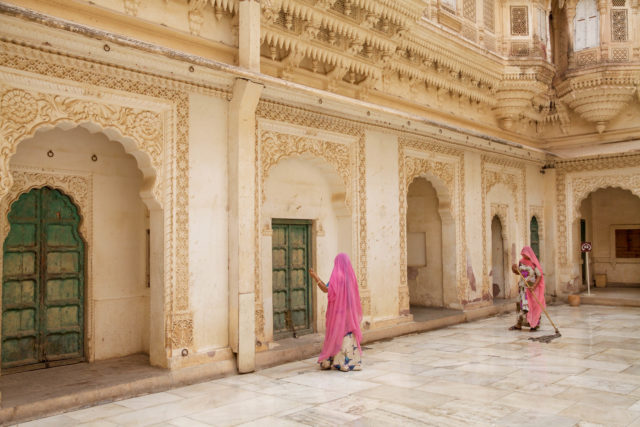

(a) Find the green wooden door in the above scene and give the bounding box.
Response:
[272,220,312,339]
[530,216,540,261]
[2,187,84,371]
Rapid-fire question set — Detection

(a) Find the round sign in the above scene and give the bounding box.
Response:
[581,242,592,252]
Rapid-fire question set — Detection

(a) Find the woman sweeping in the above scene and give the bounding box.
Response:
[510,246,545,331]
[309,253,362,371]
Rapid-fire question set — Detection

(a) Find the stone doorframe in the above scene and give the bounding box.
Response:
[398,137,466,312]
[481,155,526,299]
[255,116,362,345]
[0,73,192,369]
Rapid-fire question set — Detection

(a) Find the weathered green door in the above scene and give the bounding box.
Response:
[2,187,84,371]
[272,220,312,339]
[530,216,540,261]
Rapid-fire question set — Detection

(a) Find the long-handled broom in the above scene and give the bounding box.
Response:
[517,270,561,343]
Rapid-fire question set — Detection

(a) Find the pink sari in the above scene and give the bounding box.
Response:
[318,253,362,362]
[520,246,545,328]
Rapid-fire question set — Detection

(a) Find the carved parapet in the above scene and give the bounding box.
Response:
[557,68,640,133]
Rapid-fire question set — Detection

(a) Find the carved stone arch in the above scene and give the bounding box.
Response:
[571,179,640,223]
[399,154,461,313]
[490,203,509,242]
[259,130,353,211]
[0,86,164,209]
[0,80,193,365]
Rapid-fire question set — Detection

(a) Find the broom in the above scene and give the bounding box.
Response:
[517,269,561,343]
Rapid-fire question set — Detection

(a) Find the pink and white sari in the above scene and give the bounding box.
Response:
[519,246,546,328]
[318,253,362,370]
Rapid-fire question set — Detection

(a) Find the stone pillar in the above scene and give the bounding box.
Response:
[598,0,609,60]
[566,5,577,67]
[238,0,261,71]
[228,79,263,373]
[148,207,167,367]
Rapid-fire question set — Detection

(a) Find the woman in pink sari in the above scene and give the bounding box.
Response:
[309,253,362,371]
[510,246,545,331]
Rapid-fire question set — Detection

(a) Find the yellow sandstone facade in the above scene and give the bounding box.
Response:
[0,0,638,380]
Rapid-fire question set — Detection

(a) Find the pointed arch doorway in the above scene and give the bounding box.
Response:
[2,187,84,372]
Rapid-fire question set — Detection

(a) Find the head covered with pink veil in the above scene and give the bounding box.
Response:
[318,253,362,362]
[520,246,545,328]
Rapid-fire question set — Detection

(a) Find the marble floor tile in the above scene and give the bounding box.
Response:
[560,402,640,426]
[494,409,578,427]
[369,372,432,388]
[187,394,307,426]
[557,373,639,394]
[347,408,431,427]
[417,379,511,402]
[65,403,132,422]
[283,405,362,426]
[236,415,308,426]
[431,398,519,425]
[554,386,639,409]
[498,390,575,414]
[19,415,83,427]
[316,395,383,416]
[282,371,380,394]
[164,417,212,427]
[624,365,640,376]
[355,384,454,410]
[116,392,183,410]
[258,380,351,404]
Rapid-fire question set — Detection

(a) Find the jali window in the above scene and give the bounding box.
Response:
[511,6,529,36]
[611,9,628,42]
[483,0,495,32]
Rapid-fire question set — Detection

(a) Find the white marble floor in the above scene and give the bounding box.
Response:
[21,305,640,426]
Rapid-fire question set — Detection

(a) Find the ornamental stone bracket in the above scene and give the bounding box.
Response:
[556,69,640,134]
[492,72,551,130]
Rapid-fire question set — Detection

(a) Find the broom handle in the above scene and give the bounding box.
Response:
[518,270,560,333]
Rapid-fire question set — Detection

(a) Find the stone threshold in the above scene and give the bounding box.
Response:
[1,300,515,425]
[579,294,640,307]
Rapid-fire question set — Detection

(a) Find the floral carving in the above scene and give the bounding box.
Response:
[0,86,164,202]
[170,315,194,348]
[1,89,38,124]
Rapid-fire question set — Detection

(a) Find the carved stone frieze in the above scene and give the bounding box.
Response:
[0,86,164,205]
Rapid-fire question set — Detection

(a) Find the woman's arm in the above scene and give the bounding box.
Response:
[309,268,328,293]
